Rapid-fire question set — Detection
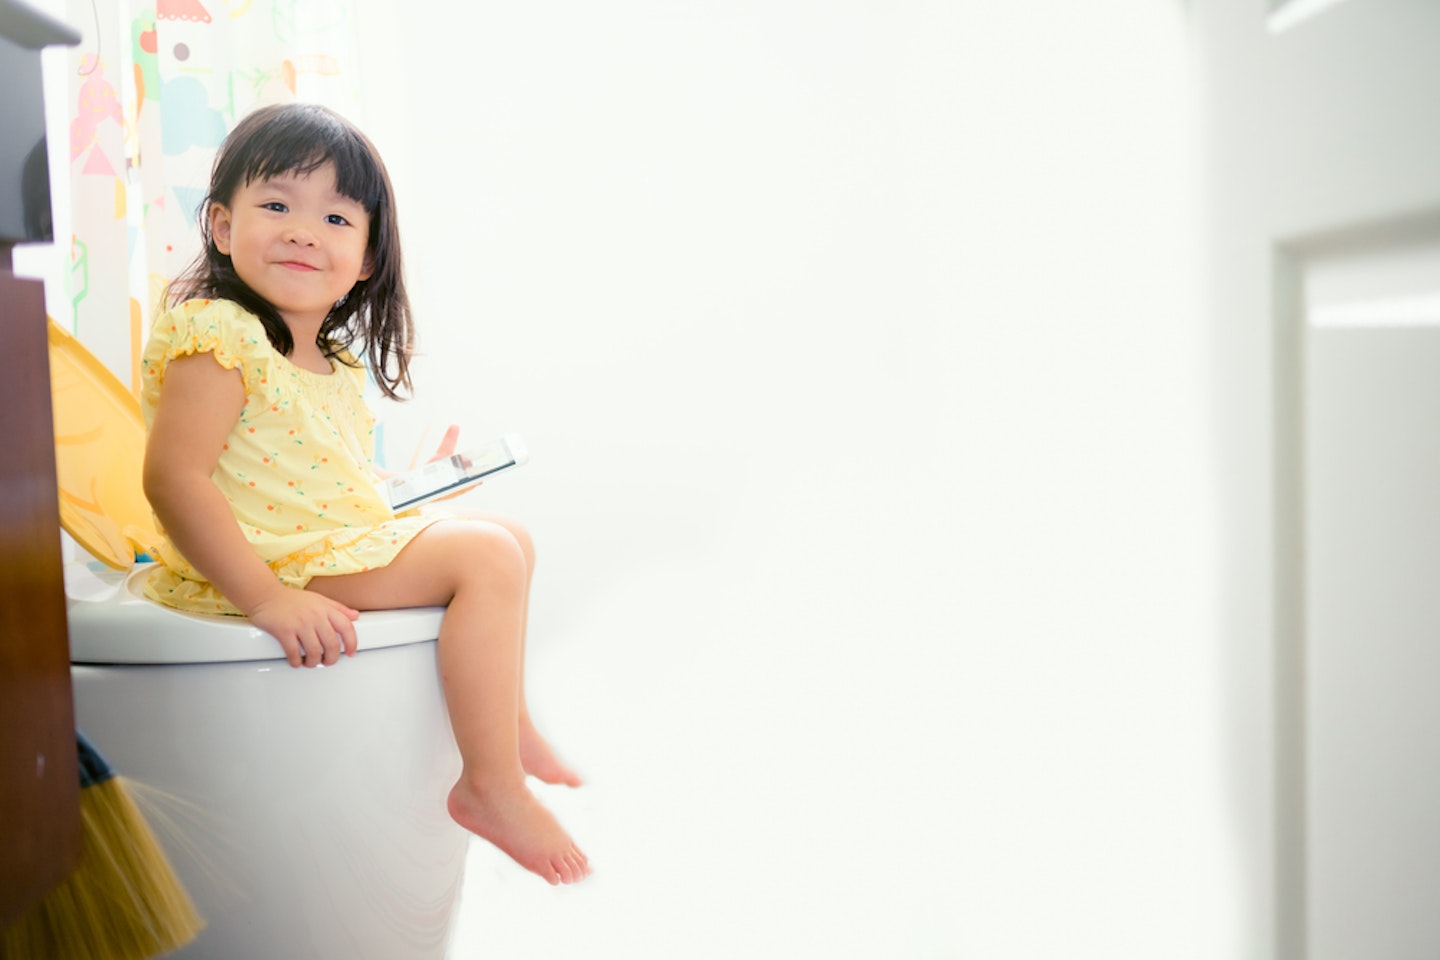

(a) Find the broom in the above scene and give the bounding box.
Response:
[0,733,204,960]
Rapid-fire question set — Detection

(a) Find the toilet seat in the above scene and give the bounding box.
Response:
[67,562,445,665]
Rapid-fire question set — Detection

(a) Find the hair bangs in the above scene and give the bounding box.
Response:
[234,106,387,215]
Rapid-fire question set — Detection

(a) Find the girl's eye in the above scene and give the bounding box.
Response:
[325,214,350,226]
[262,202,287,213]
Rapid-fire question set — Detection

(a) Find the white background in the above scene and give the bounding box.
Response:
[355,3,1235,957]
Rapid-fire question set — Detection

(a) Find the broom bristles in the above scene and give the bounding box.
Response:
[1,776,204,960]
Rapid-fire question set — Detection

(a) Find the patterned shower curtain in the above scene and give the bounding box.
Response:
[61,0,365,394]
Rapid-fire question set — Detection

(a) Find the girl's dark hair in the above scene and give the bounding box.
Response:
[167,102,413,399]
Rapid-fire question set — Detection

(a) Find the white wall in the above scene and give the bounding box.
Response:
[358,1,1213,595]
[357,3,1238,956]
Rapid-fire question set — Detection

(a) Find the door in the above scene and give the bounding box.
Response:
[1194,2,1440,957]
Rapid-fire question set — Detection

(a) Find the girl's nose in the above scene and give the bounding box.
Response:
[284,226,318,245]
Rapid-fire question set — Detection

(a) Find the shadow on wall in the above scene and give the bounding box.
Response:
[22,137,51,240]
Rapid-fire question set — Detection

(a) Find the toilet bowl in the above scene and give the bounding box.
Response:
[67,560,469,960]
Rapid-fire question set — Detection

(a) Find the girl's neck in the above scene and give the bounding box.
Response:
[284,317,333,375]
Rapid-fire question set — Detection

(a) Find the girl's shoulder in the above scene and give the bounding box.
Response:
[155,297,265,341]
[142,299,274,409]
[146,299,368,397]
[148,298,273,363]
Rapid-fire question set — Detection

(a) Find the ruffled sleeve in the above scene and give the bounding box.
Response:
[140,299,275,424]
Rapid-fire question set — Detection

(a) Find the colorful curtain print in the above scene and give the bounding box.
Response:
[62,0,364,394]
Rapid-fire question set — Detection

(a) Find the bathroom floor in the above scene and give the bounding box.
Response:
[444,498,971,959]
[438,437,1233,959]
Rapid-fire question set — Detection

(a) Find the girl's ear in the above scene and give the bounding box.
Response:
[210,203,233,255]
[357,249,375,282]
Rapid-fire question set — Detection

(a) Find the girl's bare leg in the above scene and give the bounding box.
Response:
[457,509,582,787]
[306,519,589,885]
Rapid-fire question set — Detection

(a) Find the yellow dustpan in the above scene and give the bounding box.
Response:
[48,319,162,570]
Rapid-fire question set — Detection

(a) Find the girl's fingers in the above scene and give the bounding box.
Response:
[299,631,326,668]
[321,622,348,666]
[269,596,361,667]
[323,598,360,658]
[337,616,359,658]
[428,424,461,462]
[301,617,336,667]
[282,637,304,668]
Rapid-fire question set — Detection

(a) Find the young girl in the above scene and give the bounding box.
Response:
[140,102,590,886]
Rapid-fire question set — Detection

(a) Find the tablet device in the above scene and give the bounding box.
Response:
[385,433,529,511]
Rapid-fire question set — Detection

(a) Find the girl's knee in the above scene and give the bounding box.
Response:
[469,511,534,570]
[505,518,535,570]
[453,508,534,570]
[455,521,528,587]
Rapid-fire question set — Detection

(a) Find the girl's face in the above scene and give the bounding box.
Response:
[210,161,374,334]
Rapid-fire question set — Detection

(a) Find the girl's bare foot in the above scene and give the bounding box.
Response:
[447,776,591,885]
[519,717,583,787]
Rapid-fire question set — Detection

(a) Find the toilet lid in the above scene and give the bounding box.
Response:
[48,319,162,570]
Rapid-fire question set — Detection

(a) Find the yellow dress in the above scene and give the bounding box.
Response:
[139,298,443,615]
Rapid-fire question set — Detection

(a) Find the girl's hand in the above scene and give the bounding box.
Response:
[372,425,461,481]
[423,424,479,504]
[427,424,461,463]
[247,587,361,669]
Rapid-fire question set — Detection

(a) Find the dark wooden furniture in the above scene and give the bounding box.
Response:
[0,262,79,930]
[0,0,84,932]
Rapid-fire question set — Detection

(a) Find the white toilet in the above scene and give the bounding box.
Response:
[66,561,470,960]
